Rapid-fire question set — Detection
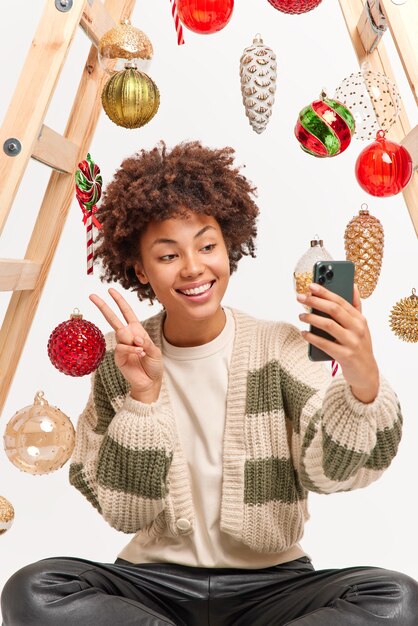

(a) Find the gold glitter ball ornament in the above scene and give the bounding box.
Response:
[0,496,14,535]
[240,34,277,134]
[389,289,418,343]
[98,19,153,74]
[3,391,75,475]
[344,205,384,299]
[101,67,160,129]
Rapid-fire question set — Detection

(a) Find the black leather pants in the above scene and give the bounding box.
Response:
[2,556,417,625]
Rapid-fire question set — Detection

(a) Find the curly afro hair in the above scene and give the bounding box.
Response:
[94,140,259,302]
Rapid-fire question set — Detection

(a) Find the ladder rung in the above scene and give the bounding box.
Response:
[0,259,41,292]
[32,125,79,174]
[80,0,116,47]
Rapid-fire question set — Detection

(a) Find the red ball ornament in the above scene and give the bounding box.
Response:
[176,0,234,34]
[48,309,106,377]
[355,130,413,197]
[268,0,322,14]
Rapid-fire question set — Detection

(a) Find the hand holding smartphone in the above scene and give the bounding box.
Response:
[308,260,355,361]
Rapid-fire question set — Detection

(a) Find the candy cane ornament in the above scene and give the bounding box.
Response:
[170,0,185,45]
[86,214,94,274]
[75,154,103,275]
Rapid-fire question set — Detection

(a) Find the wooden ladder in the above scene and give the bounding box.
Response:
[339,0,418,234]
[0,0,136,416]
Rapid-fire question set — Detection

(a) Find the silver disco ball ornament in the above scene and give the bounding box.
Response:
[335,62,401,141]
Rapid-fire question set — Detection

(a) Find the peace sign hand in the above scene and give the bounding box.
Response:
[89,288,163,403]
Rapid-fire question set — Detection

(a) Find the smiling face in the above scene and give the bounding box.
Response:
[134,211,231,346]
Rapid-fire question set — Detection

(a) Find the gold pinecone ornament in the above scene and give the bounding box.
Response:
[389,289,418,343]
[344,205,384,298]
[240,34,277,134]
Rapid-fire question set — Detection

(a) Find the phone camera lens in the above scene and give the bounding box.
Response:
[325,270,334,281]
[318,275,326,285]
[318,265,326,274]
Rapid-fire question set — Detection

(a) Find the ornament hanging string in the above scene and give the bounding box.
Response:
[75,154,103,275]
[170,0,185,45]
[331,360,338,377]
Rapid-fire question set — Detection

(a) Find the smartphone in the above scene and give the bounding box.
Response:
[308,260,355,361]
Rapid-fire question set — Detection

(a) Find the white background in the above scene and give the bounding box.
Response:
[0,0,417,606]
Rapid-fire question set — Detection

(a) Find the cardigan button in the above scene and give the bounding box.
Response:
[176,518,191,532]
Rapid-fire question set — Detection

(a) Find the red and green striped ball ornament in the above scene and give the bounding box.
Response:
[295,92,355,158]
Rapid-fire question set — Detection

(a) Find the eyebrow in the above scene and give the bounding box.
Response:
[150,225,216,247]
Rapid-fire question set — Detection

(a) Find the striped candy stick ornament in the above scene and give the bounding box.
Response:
[75,154,103,275]
[295,91,355,157]
[170,0,185,45]
[331,360,338,377]
[86,213,93,275]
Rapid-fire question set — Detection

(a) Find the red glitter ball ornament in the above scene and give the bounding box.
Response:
[355,130,413,197]
[47,310,106,377]
[268,0,322,14]
[176,0,234,34]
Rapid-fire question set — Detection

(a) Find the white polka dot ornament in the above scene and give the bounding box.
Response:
[335,62,401,141]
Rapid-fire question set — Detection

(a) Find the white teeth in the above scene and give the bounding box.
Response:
[181,282,212,295]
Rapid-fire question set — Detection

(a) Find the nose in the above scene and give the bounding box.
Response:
[180,252,205,279]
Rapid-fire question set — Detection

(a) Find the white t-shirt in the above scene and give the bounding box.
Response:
[119,308,305,568]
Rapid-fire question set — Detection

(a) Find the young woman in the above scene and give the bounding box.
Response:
[2,142,417,625]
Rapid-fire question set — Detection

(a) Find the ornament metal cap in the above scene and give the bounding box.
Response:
[359,202,370,215]
[33,390,48,406]
[253,33,264,44]
[70,308,83,320]
[310,235,324,247]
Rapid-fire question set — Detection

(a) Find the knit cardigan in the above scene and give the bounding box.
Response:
[69,308,402,554]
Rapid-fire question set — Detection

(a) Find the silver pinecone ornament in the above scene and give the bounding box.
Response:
[240,34,277,134]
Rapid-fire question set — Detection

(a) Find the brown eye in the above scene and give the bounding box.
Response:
[160,254,177,261]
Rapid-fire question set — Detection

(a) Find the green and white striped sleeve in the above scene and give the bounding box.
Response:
[69,351,176,533]
[279,324,402,495]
